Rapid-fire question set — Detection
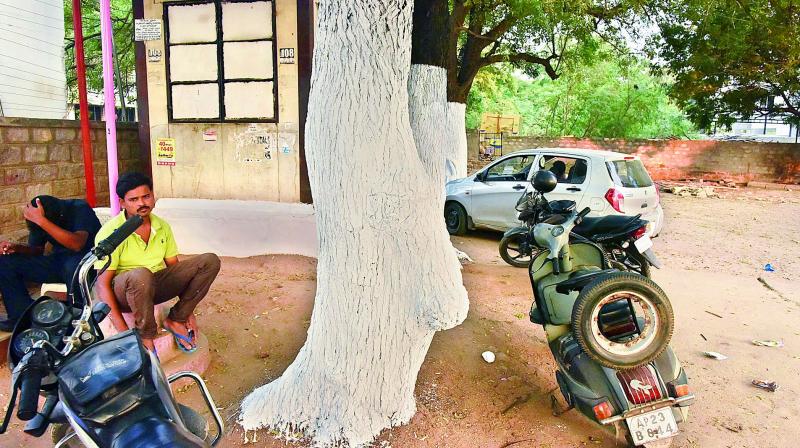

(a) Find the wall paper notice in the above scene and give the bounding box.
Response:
[232,124,275,163]
[156,138,177,166]
[135,19,162,41]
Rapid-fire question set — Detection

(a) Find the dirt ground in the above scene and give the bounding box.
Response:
[1,187,799,447]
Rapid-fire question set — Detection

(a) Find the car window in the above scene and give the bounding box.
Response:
[606,159,654,188]
[485,155,534,182]
[540,156,588,184]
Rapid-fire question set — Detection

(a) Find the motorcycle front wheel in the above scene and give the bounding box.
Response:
[499,234,536,268]
[571,272,673,370]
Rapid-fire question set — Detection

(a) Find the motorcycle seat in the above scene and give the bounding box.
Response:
[112,416,206,448]
[573,215,643,239]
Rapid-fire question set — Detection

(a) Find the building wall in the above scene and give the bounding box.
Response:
[467,133,800,184]
[0,0,69,119]
[144,0,301,203]
[0,118,144,242]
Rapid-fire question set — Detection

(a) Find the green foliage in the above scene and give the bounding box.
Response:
[63,0,135,104]
[466,50,697,139]
[444,0,655,101]
[652,0,800,128]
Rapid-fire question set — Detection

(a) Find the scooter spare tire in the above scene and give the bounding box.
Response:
[570,272,673,370]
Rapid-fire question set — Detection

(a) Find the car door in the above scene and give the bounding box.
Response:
[538,154,591,210]
[470,153,535,229]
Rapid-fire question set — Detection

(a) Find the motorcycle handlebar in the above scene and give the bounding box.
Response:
[94,214,144,259]
[16,369,43,421]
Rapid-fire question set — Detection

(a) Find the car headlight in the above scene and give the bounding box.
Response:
[551,226,565,237]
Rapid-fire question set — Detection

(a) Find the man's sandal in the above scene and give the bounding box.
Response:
[164,325,197,354]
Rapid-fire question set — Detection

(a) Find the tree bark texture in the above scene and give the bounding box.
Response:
[239,1,468,446]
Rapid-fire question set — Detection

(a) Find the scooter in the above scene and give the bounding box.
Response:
[500,171,660,276]
[0,214,224,447]
[526,170,693,447]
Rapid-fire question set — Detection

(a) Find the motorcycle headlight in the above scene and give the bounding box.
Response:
[551,226,565,237]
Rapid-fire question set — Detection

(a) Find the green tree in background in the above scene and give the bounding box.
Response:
[467,50,697,139]
[653,0,800,129]
[63,0,135,108]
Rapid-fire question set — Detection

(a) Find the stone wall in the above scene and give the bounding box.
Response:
[0,118,145,242]
[467,133,800,184]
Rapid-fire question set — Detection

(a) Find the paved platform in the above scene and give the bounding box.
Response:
[152,198,318,258]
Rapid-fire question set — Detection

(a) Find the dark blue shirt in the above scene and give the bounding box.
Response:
[27,199,102,255]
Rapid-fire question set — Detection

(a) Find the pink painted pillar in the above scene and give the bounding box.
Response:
[99,0,120,214]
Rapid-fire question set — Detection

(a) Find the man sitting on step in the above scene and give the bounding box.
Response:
[94,172,220,355]
[0,195,101,332]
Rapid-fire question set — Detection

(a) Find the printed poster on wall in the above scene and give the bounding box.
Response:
[156,138,176,166]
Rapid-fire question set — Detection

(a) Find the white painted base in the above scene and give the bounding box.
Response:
[151,198,318,258]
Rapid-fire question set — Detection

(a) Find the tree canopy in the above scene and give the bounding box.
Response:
[466,51,697,138]
[436,0,653,103]
[652,0,800,128]
[63,0,135,106]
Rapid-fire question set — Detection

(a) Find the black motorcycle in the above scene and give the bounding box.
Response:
[0,215,223,447]
[500,173,660,276]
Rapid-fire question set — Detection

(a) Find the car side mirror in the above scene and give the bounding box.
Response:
[476,171,487,182]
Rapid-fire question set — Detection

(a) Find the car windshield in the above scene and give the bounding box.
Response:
[606,159,654,188]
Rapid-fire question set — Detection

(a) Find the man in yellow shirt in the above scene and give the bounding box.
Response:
[94,172,220,355]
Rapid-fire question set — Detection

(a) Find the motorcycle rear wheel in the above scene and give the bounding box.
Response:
[499,234,536,268]
[571,272,673,370]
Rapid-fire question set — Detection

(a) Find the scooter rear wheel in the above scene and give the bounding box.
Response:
[571,272,673,370]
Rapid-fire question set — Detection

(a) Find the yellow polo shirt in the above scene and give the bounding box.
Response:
[94,212,179,274]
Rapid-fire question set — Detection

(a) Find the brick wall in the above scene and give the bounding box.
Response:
[0,118,145,242]
[467,133,800,184]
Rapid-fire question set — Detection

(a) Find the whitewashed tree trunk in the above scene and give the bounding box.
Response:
[445,102,468,180]
[240,2,468,446]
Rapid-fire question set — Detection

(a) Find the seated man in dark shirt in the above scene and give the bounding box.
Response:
[0,195,101,331]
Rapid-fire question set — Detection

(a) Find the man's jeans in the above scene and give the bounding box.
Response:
[0,253,84,320]
[111,253,221,339]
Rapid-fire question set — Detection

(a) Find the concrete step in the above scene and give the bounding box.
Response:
[160,332,211,378]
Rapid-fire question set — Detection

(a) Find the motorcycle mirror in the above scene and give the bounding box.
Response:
[531,170,557,193]
[92,302,111,323]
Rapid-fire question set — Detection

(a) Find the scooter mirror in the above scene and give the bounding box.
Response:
[92,302,111,323]
[531,170,557,193]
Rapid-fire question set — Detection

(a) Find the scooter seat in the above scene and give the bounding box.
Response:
[573,215,642,239]
[555,269,617,294]
[112,416,206,448]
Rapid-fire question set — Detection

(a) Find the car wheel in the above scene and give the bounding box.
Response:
[444,202,467,235]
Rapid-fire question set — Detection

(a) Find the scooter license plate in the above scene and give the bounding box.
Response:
[634,235,653,253]
[626,408,679,445]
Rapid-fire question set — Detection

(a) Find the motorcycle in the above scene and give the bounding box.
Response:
[0,214,224,447]
[499,171,660,276]
[526,170,693,447]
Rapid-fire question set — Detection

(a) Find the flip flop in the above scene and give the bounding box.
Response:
[164,324,198,354]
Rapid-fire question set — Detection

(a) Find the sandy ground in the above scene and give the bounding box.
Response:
[1,187,799,447]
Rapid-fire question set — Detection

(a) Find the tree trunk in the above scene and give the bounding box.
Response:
[239,1,468,446]
[445,101,468,179]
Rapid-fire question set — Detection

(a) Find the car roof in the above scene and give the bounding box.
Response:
[504,147,634,160]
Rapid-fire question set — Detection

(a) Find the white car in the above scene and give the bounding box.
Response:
[444,148,664,236]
